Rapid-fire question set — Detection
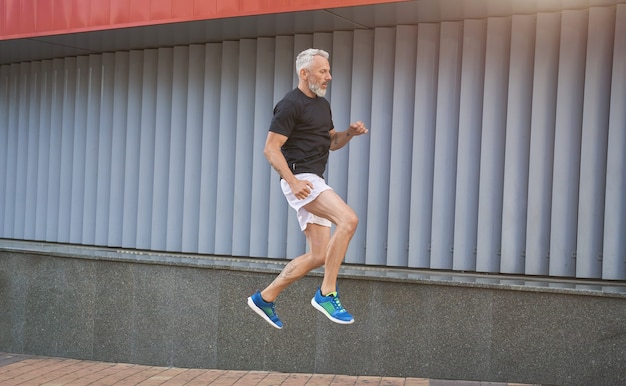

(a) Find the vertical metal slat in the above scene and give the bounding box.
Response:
[24,62,41,239]
[431,21,463,270]
[476,17,511,273]
[165,46,190,251]
[135,50,158,250]
[151,48,175,250]
[501,15,536,274]
[408,23,439,268]
[180,45,205,253]
[576,7,615,278]
[346,29,374,265]
[214,42,239,255]
[14,62,31,239]
[197,44,222,254]
[68,56,89,243]
[525,13,561,276]
[453,19,486,272]
[108,52,130,247]
[46,59,66,242]
[387,25,417,267]
[121,50,144,248]
[550,10,588,277]
[603,4,626,280]
[232,40,257,256]
[266,37,293,259]
[365,27,395,265]
[249,38,275,258]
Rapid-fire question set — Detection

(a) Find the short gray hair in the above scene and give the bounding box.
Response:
[296,48,330,74]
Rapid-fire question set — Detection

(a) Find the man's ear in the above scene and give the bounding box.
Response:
[300,68,308,80]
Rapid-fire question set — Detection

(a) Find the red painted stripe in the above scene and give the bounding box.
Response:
[0,0,405,40]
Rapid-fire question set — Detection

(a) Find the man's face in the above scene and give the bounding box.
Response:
[306,56,332,97]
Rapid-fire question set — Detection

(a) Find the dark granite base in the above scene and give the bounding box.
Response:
[0,241,624,385]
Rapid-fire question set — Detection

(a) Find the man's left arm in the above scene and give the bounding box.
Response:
[330,120,368,151]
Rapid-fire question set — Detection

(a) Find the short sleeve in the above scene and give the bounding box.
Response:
[269,98,297,137]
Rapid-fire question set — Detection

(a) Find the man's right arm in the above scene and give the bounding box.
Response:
[264,131,312,200]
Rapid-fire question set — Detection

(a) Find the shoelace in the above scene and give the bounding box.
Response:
[330,296,345,312]
[263,302,278,318]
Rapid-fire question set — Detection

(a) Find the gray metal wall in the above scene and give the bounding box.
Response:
[1,5,625,280]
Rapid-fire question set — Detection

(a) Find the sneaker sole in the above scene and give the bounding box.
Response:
[310,297,354,324]
[247,296,283,329]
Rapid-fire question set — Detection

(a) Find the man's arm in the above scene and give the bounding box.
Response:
[329,120,368,151]
[264,131,313,200]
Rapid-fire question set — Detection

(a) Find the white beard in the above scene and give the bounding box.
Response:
[309,82,327,97]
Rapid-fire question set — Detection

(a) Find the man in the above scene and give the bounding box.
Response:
[247,48,368,329]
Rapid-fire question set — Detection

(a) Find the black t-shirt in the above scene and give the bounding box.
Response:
[269,88,334,178]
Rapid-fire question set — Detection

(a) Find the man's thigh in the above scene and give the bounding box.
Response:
[304,190,355,225]
[304,223,331,254]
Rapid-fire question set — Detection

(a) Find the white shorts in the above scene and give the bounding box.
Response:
[281,173,333,231]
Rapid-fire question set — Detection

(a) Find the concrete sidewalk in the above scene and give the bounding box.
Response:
[0,352,537,386]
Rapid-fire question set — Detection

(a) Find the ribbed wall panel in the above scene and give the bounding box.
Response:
[109,52,130,248]
[550,10,588,277]
[32,61,47,240]
[430,21,463,270]
[266,37,292,259]
[122,51,143,248]
[603,3,626,280]
[94,53,115,246]
[166,46,190,252]
[453,19,486,272]
[46,59,65,242]
[24,61,41,240]
[476,17,511,273]
[3,64,18,238]
[0,65,8,237]
[197,43,222,255]
[525,13,561,276]
[249,38,275,258]
[408,23,439,269]
[69,56,89,244]
[345,30,374,265]
[232,40,256,257]
[1,5,624,280]
[327,31,352,199]
[180,45,205,253]
[14,62,30,239]
[58,57,76,243]
[152,48,175,251]
[214,42,238,255]
[577,7,615,278]
[501,15,535,274]
[365,27,395,266]
[32,61,46,240]
[387,25,417,267]
[136,49,158,250]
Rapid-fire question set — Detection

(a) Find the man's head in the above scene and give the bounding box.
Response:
[296,48,331,97]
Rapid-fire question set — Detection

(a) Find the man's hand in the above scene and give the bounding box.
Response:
[348,121,368,136]
[289,178,314,200]
[330,121,369,151]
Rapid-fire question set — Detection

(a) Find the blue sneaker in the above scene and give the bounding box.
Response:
[247,291,283,329]
[311,288,354,324]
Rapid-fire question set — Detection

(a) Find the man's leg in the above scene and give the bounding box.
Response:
[260,223,331,302]
[303,190,358,296]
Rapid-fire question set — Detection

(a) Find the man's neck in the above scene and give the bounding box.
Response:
[298,83,316,98]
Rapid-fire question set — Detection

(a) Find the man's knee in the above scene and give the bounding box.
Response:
[309,250,326,267]
[339,210,358,235]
